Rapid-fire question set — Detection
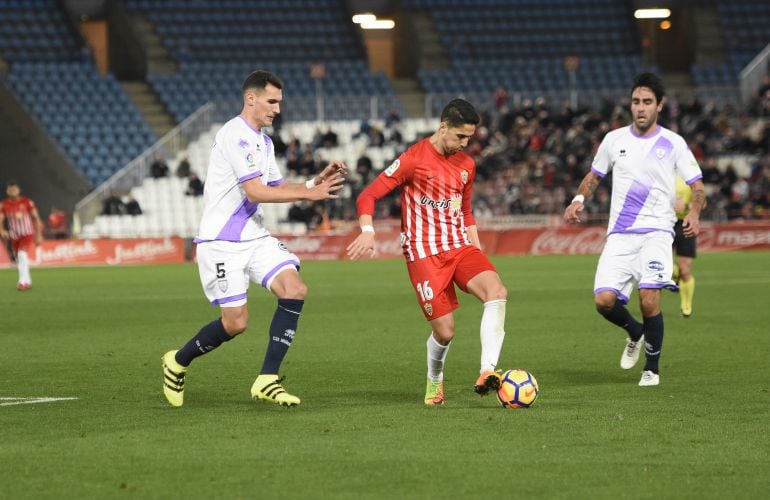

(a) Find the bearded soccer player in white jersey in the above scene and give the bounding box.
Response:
[347,99,508,406]
[564,73,706,387]
[162,70,346,407]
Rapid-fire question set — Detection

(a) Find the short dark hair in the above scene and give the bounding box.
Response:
[440,98,480,128]
[631,72,665,103]
[6,180,19,187]
[242,70,284,94]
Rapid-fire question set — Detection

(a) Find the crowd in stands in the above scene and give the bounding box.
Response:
[272,81,769,227]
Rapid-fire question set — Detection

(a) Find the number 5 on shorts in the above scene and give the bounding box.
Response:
[416,280,434,301]
[216,262,225,279]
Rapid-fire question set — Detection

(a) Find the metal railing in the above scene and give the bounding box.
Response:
[740,43,770,105]
[72,102,215,235]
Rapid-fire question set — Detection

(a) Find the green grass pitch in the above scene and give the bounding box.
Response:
[2,251,769,499]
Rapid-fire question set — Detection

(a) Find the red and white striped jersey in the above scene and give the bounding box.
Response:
[1,196,38,240]
[357,138,476,261]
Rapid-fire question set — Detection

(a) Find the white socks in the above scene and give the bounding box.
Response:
[480,299,506,373]
[426,333,450,381]
[17,250,31,285]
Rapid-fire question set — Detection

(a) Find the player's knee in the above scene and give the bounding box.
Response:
[594,294,616,313]
[640,298,660,317]
[490,284,507,301]
[433,330,454,345]
[221,315,248,335]
[280,281,307,300]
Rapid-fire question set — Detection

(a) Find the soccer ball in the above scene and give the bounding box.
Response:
[497,369,539,409]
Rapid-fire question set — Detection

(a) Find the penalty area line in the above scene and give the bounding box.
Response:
[0,397,79,407]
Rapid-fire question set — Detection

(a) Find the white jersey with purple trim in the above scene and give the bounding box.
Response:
[196,116,283,242]
[591,125,702,235]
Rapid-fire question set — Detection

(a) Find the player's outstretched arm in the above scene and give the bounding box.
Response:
[31,206,44,244]
[0,213,7,241]
[564,171,601,224]
[346,215,377,260]
[466,225,481,249]
[242,169,346,203]
[682,179,706,237]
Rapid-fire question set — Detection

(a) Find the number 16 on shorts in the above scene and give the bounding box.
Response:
[416,280,434,301]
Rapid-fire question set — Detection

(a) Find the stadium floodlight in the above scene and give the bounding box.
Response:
[634,8,671,19]
[360,19,395,30]
[352,13,376,24]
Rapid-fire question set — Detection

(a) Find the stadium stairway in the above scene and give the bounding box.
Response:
[128,13,177,75]
[121,80,177,139]
[693,6,728,65]
[391,78,425,118]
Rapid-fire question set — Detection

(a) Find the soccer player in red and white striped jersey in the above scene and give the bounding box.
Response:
[0,181,43,290]
[347,99,509,406]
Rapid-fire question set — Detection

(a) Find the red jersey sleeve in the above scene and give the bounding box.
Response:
[356,151,415,216]
[462,158,476,227]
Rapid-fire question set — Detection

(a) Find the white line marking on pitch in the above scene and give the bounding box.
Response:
[0,397,79,407]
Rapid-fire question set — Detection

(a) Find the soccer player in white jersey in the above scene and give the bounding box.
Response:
[564,73,706,387]
[347,99,509,406]
[162,70,346,407]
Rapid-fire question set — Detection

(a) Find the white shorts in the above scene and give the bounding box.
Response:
[196,237,300,307]
[594,231,677,304]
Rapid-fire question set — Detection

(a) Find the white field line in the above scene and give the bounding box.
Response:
[0,397,79,407]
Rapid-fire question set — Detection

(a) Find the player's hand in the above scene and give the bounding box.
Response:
[0,229,9,241]
[317,160,347,183]
[34,233,43,244]
[563,201,584,224]
[346,232,377,260]
[307,171,345,200]
[682,214,700,237]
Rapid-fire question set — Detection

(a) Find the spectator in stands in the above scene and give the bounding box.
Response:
[176,157,191,178]
[285,136,302,174]
[388,126,404,146]
[287,201,312,226]
[493,85,509,113]
[125,195,142,216]
[186,172,204,196]
[354,119,372,139]
[355,150,373,187]
[385,108,402,129]
[150,155,170,178]
[47,206,68,239]
[319,127,338,148]
[299,144,317,176]
[102,191,125,215]
[368,126,385,147]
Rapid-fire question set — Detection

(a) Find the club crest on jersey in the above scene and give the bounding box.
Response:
[460,170,468,184]
[655,148,667,159]
[217,279,228,292]
[238,139,250,149]
[384,159,401,177]
[424,302,433,316]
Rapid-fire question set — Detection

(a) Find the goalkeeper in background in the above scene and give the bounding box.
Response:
[673,176,698,317]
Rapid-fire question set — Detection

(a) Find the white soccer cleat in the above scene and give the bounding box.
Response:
[638,370,660,387]
[620,335,644,370]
